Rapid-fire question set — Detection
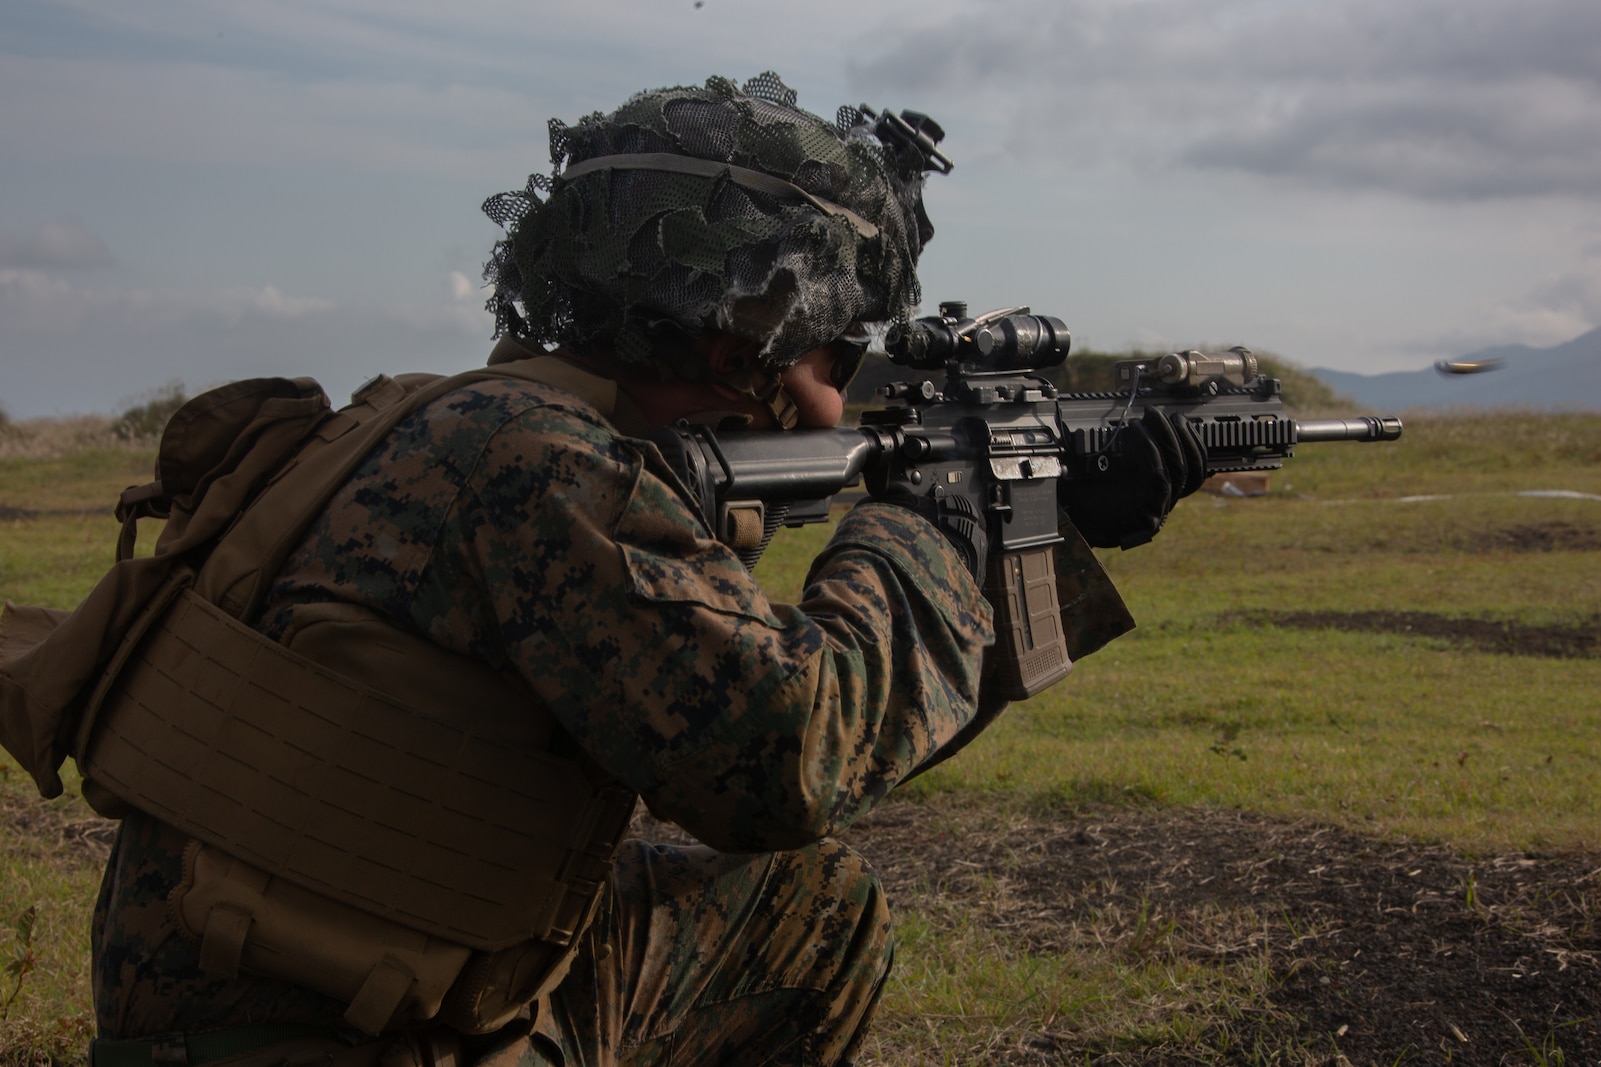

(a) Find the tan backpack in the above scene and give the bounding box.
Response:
[0,361,636,1035]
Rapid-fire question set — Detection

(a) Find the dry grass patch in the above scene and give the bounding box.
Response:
[0,417,156,463]
[0,768,108,1067]
[843,800,1601,1065]
[633,798,1601,1064]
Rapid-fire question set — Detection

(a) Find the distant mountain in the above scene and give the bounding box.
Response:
[1311,327,1601,412]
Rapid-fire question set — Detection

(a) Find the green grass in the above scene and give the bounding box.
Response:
[0,763,102,1066]
[759,412,1601,855]
[0,450,155,513]
[0,449,155,610]
[859,879,1296,1064]
[757,410,1601,1062]
[0,439,160,1065]
[943,631,1600,851]
[3,410,1599,1065]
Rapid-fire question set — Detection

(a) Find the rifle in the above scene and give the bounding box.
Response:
[651,301,1402,699]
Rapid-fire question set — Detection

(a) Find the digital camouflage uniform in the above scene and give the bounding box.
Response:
[93,369,994,1065]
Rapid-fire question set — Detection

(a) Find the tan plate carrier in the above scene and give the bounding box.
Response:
[16,361,638,1035]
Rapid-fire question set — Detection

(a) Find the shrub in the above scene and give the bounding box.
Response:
[116,382,187,440]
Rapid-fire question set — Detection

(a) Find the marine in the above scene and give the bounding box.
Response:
[45,72,1202,1066]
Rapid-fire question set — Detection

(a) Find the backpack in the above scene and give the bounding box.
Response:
[0,370,489,801]
[0,358,638,1035]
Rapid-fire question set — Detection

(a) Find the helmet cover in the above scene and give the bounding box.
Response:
[482,73,941,376]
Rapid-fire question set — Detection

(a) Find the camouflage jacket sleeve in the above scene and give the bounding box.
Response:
[464,400,994,853]
[262,381,994,853]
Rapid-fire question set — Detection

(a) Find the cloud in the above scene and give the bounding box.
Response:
[848,0,1601,200]
[33,0,960,84]
[0,54,547,178]
[1181,77,1601,200]
[383,271,488,335]
[1404,252,1601,356]
[0,269,78,332]
[212,285,336,324]
[0,263,496,415]
[0,271,490,418]
[0,218,116,269]
[1528,262,1601,326]
[7,0,950,176]
[1482,258,1601,347]
[0,269,494,343]
[0,271,334,334]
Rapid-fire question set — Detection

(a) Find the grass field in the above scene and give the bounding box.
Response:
[753,410,1601,1063]
[2,409,1599,1064]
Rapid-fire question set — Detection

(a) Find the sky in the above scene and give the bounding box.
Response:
[3,0,1599,418]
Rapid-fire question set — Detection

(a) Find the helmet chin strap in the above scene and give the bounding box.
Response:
[699,363,800,430]
[748,374,801,430]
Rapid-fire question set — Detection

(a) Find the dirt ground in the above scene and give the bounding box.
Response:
[843,803,1601,1065]
[11,509,1598,1065]
[1230,609,1601,660]
[838,548,1601,1066]
[13,774,1601,1066]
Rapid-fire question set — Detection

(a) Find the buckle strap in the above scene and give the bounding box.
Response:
[115,481,170,562]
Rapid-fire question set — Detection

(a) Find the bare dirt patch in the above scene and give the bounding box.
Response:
[627,802,1601,1064]
[1230,609,1601,660]
[0,507,102,521]
[1463,521,1601,554]
[17,797,1600,1064]
[843,803,1601,1065]
[0,783,116,871]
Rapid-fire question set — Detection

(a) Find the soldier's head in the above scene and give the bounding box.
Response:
[482,72,948,427]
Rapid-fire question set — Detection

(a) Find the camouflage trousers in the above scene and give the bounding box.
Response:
[483,838,893,1067]
[93,815,888,1067]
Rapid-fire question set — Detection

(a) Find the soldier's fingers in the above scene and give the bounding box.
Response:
[1167,413,1207,500]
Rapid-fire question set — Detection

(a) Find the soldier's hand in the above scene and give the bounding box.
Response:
[1059,408,1207,549]
[873,467,990,580]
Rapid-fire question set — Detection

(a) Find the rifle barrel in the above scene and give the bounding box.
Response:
[1295,416,1403,443]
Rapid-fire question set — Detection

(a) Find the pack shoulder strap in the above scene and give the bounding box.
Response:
[194,356,624,620]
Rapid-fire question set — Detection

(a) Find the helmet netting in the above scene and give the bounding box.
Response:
[482,73,935,375]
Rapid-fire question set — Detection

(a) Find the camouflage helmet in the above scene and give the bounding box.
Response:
[482,72,948,377]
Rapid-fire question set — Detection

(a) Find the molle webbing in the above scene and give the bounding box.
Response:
[80,588,635,952]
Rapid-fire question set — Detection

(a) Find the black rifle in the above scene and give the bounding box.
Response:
[652,302,1401,699]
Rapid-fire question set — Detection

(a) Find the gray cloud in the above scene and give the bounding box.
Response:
[0,268,487,417]
[1183,80,1601,200]
[0,218,116,269]
[848,0,1601,200]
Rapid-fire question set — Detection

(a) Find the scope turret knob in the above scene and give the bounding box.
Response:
[938,300,968,320]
